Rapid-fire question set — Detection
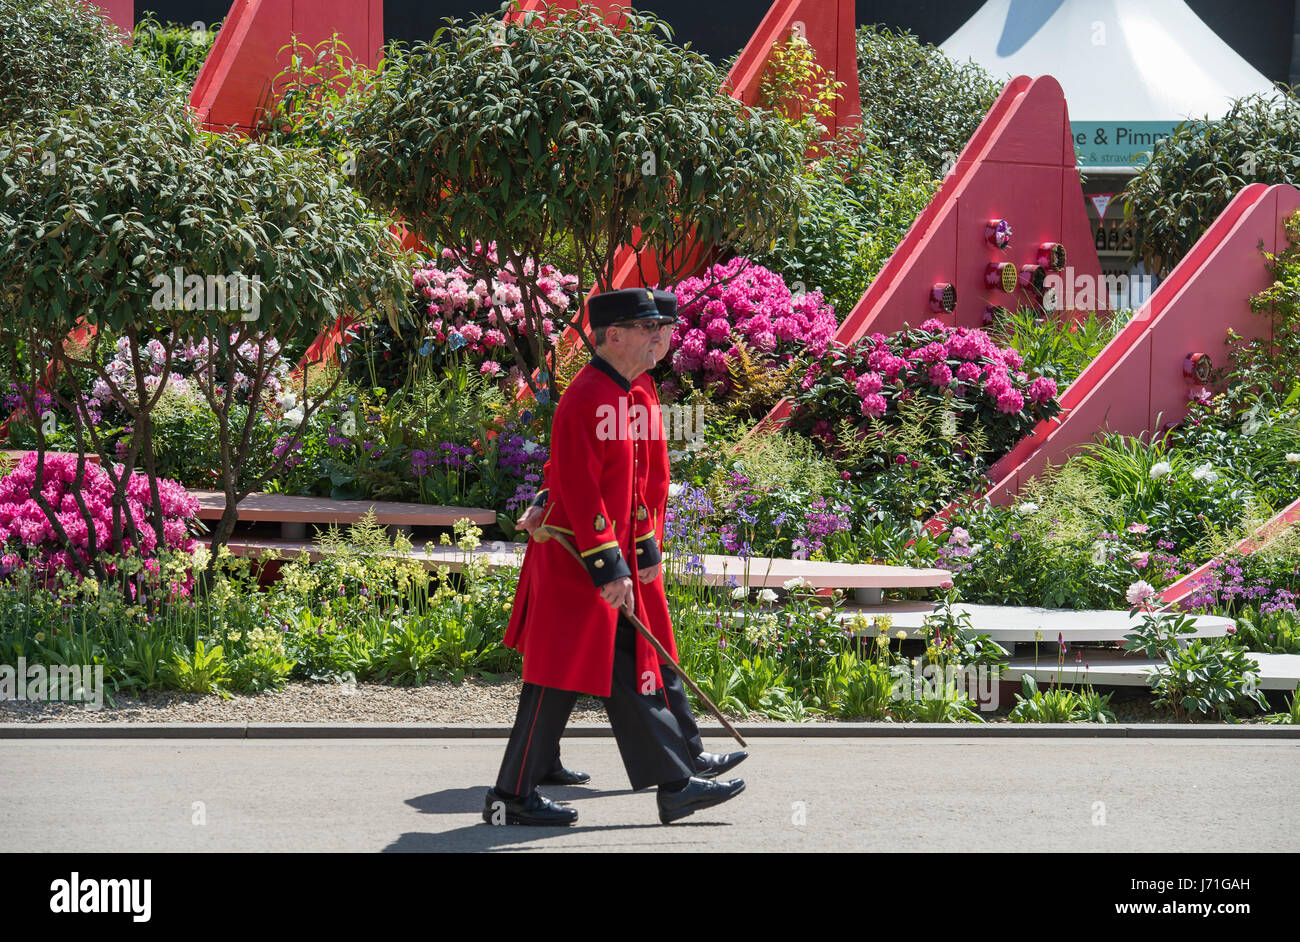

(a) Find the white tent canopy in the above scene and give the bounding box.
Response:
[941,0,1281,168]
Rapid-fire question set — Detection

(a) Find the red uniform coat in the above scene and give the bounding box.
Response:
[630,372,677,663]
[503,357,670,697]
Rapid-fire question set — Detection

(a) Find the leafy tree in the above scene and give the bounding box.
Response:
[0,97,405,575]
[350,1,806,400]
[0,0,179,128]
[1123,90,1298,275]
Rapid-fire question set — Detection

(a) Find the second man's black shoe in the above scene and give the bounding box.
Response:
[482,788,578,826]
[657,776,745,824]
[693,750,748,779]
[540,766,592,786]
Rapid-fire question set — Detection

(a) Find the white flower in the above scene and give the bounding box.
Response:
[1287,453,1300,463]
[1191,463,1218,484]
[1091,541,1109,566]
[1015,502,1038,515]
[783,576,808,590]
[521,440,538,454]
[730,586,747,600]
[668,482,684,498]
[950,526,971,546]
[277,391,297,411]
[757,589,778,603]
[1149,461,1172,480]
[282,407,304,426]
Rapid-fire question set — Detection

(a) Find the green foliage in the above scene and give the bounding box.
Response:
[854,24,1003,179]
[131,14,219,85]
[987,306,1134,392]
[757,30,844,150]
[1224,210,1300,412]
[0,0,182,127]
[1124,611,1267,721]
[750,135,937,316]
[1232,608,1300,655]
[165,640,231,698]
[1123,90,1298,273]
[350,3,805,398]
[261,33,383,169]
[1007,676,1103,723]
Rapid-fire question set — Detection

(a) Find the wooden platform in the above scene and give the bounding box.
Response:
[998,648,1300,691]
[191,491,496,527]
[681,554,952,590]
[839,602,1234,643]
[222,537,955,590]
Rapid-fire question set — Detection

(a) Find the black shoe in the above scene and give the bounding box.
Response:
[657,777,745,825]
[482,788,578,826]
[540,766,591,786]
[693,750,748,779]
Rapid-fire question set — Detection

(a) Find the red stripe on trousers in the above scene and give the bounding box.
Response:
[515,688,546,796]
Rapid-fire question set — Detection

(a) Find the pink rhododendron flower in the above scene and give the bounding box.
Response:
[929,363,954,387]
[665,257,836,394]
[1027,376,1058,405]
[0,453,198,588]
[854,372,884,397]
[860,393,887,418]
[995,389,1025,414]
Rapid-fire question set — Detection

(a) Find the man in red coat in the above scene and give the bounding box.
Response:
[484,288,745,827]
[520,289,747,786]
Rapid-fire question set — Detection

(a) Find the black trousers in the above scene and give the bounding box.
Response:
[496,614,696,795]
[549,651,703,775]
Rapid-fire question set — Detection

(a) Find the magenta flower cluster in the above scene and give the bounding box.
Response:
[792,318,1061,458]
[664,258,837,393]
[413,242,578,366]
[0,453,198,576]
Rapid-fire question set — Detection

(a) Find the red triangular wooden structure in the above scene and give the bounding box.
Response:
[983,182,1300,505]
[754,74,1102,438]
[189,0,383,135]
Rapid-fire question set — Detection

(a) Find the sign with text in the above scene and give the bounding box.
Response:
[1071,121,1178,168]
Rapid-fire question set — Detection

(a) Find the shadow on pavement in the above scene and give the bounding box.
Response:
[407,786,638,815]
[383,820,727,852]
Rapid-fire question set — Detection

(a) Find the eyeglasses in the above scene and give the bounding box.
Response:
[615,320,672,333]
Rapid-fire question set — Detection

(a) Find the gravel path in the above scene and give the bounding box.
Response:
[0,677,613,725]
[0,677,1265,724]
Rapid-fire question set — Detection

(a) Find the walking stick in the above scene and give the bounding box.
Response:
[533,525,747,748]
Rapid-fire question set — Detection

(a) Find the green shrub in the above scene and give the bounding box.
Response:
[132,14,220,85]
[0,0,183,127]
[854,24,1003,179]
[1123,90,1298,274]
[750,136,937,315]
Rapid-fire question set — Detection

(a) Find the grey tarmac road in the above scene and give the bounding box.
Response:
[1,737,1296,852]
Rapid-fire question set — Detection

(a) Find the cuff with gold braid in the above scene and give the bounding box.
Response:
[581,541,632,587]
[634,529,661,568]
